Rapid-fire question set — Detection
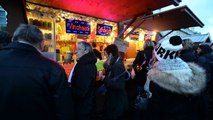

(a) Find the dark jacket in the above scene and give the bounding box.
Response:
[70,52,97,120]
[197,49,213,120]
[93,48,102,60]
[146,61,207,120]
[197,45,213,83]
[180,49,198,63]
[132,46,153,86]
[0,42,73,120]
[103,57,128,120]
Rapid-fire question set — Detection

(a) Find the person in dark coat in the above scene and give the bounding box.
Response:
[68,41,97,120]
[0,30,11,49]
[145,36,207,120]
[196,44,213,120]
[130,40,155,120]
[132,40,155,86]
[102,44,128,120]
[196,44,213,82]
[179,39,198,63]
[92,41,102,60]
[0,24,73,120]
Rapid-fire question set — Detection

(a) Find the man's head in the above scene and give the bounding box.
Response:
[12,24,44,50]
[91,42,97,48]
[104,44,119,58]
[182,39,194,50]
[197,44,212,55]
[143,39,155,49]
[76,41,92,60]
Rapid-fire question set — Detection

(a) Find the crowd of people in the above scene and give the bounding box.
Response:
[0,24,213,120]
[128,36,213,120]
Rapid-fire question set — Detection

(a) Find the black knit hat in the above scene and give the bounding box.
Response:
[198,44,212,55]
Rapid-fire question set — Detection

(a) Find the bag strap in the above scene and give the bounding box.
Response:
[96,72,130,94]
[140,53,147,67]
[111,71,130,81]
[109,57,130,81]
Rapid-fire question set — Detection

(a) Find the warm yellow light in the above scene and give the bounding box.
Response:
[125,36,133,43]
[139,33,144,41]
[152,31,157,35]
[111,32,114,37]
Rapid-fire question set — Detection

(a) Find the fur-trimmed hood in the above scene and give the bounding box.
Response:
[147,59,206,94]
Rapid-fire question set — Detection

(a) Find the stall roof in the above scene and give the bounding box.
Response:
[26,0,181,22]
[182,33,211,43]
[124,5,204,32]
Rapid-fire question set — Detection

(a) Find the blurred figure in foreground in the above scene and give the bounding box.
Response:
[68,41,97,120]
[0,30,11,49]
[102,44,128,120]
[0,24,73,120]
[145,36,207,120]
[196,44,213,83]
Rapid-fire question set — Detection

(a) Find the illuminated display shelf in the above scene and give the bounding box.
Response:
[26,2,118,61]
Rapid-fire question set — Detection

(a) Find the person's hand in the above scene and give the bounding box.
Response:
[101,75,105,81]
[106,54,112,65]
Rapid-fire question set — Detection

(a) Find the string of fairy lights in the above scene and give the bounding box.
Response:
[26,2,116,26]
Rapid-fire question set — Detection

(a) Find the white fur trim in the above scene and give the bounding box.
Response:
[147,62,206,94]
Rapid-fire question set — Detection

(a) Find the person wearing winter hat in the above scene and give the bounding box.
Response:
[145,36,207,120]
